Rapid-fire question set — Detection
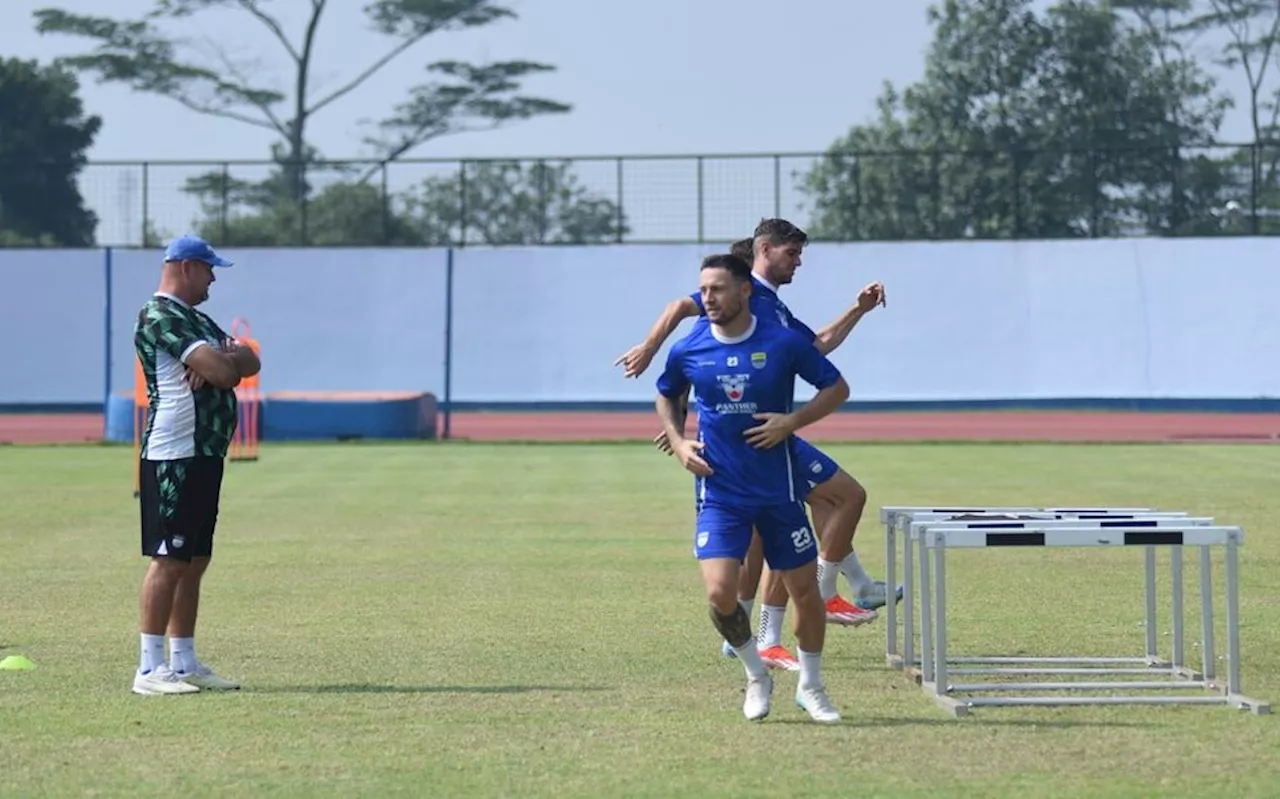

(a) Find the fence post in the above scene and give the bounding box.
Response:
[221,163,230,244]
[773,155,781,217]
[853,155,863,241]
[102,246,113,439]
[459,161,468,246]
[300,160,309,245]
[537,159,548,243]
[442,246,454,440]
[931,151,941,238]
[696,155,705,243]
[615,157,624,243]
[1089,146,1099,237]
[140,163,150,246]
[1012,150,1023,238]
[1250,143,1260,235]
[381,162,390,245]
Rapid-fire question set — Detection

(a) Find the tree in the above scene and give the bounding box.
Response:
[190,176,431,246]
[0,57,101,246]
[186,161,628,246]
[1119,1,1280,232]
[32,0,572,219]
[798,0,1232,240]
[402,160,627,245]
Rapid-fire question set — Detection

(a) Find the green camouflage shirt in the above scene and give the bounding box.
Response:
[134,293,239,460]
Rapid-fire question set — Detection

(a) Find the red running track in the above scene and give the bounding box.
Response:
[7,411,1280,445]
[444,411,1280,443]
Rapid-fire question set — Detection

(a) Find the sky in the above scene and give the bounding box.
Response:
[0,0,1263,245]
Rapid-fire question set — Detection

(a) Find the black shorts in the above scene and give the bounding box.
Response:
[139,456,225,562]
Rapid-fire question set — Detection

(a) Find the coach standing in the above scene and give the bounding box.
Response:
[130,234,260,696]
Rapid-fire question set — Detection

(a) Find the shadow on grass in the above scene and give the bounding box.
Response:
[767,715,1155,729]
[248,683,611,695]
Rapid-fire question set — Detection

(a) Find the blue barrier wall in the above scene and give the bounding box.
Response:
[3,238,1279,411]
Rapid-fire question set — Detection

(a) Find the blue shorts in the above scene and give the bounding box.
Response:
[694,499,818,571]
[794,437,839,495]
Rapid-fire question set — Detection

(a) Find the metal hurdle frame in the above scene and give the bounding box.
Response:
[883,507,1175,675]
[879,507,1271,717]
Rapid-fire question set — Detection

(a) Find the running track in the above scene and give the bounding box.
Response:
[4,410,1280,445]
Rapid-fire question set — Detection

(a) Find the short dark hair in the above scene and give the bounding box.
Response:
[729,237,754,261]
[701,252,752,284]
[753,217,808,248]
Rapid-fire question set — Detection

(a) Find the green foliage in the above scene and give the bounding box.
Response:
[0,58,101,246]
[800,0,1242,241]
[33,0,574,241]
[190,160,627,246]
[402,161,627,245]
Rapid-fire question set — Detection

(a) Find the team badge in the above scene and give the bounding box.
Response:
[751,352,767,370]
[717,374,749,402]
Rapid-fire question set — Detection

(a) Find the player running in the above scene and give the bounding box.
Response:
[618,218,899,670]
[655,251,847,722]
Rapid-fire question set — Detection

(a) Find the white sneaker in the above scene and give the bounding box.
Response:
[132,664,201,696]
[743,673,773,721]
[176,661,241,690]
[796,684,841,723]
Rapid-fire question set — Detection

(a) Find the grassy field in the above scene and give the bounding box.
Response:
[1,441,1278,797]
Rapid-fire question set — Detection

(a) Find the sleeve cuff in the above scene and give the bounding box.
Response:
[180,340,209,363]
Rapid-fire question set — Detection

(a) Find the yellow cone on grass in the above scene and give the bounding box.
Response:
[0,655,36,671]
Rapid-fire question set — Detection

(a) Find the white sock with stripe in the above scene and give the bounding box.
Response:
[757,604,787,649]
[170,636,197,675]
[139,634,165,674]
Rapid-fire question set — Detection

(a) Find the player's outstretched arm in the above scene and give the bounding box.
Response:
[813,281,886,355]
[615,295,702,378]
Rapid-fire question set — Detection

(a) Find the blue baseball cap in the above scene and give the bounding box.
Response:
[163,234,233,267]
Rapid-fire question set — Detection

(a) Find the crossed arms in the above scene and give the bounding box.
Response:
[184,338,261,391]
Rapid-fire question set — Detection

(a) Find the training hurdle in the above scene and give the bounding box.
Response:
[879,506,1270,717]
[132,358,148,498]
[883,507,1185,674]
[228,317,261,462]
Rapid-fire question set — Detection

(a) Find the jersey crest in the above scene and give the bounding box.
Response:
[717,373,749,402]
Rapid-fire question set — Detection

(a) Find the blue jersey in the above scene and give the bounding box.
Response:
[656,313,842,508]
[690,275,817,344]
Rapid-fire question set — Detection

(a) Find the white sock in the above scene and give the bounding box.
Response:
[840,551,873,595]
[798,649,824,691]
[139,634,166,674]
[734,641,768,680]
[739,597,755,617]
[170,636,197,675]
[817,558,840,601]
[757,604,787,649]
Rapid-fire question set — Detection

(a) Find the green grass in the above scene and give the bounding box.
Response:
[1,441,1278,797]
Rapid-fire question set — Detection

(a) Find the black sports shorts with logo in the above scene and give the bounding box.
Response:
[139,456,225,562]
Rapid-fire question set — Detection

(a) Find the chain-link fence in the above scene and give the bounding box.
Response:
[61,144,1280,247]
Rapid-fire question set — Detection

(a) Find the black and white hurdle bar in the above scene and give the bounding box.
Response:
[880,508,1271,716]
[881,507,1190,677]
